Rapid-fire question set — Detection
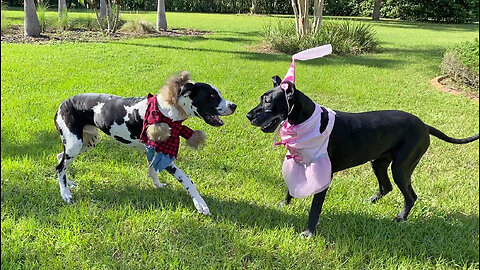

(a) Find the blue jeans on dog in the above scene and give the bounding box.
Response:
[146,146,175,172]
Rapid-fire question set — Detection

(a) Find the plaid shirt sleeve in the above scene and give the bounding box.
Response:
[178,125,194,140]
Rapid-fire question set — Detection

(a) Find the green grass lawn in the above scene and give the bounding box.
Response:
[1,10,479,269]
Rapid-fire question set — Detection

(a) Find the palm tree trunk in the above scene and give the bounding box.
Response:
[372,0,382,21]
[100,0,107,18]
[24,0,40,37]
[156,0,167,31]
[58,0,67,19]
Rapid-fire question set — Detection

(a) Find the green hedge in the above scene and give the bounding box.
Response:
[441,39,479,91]
[3,0,479,22]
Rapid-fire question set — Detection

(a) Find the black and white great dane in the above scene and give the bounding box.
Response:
[55,75,236,215]
[247,76,479,237]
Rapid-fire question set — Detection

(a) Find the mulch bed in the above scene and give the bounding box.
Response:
[1,25,209,44]
[430,75,479,102]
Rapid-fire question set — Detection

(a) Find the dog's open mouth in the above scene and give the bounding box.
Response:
[203,115,224,127]
[260,117,282,133]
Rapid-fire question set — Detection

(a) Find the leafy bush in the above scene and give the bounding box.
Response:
[441,39,479,92]
[454,39,479,74]
[120,18,156,33]
[263,20,379,55]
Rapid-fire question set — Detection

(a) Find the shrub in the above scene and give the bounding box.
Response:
[70,17,101,30]
[441,39,479,92]
[36,0,49,33]
[263,20,379,55]
[120,18,156,33]
[1,10,8,33]
[56,9,71,30]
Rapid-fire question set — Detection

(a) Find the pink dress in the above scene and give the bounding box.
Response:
[278,104,336,198]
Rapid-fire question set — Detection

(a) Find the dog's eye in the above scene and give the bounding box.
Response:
[210,94,216,99]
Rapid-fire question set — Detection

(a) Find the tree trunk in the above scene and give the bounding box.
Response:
[105,0,112,32]
[156,0,167,31]
[100,0,107,18]
[292,0,310,38]
[24,0,40,37]
[298,0,308,37]
[372,0,382,21]
[111,0,120,33]
[291,0,299,37]
[58,0,67,18]
[312,0,324,34]
[250,0,257,14]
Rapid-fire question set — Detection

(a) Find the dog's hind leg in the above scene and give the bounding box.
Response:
[390,142,427,222]
[56,125,98,189]
[369,157,393,203]
[55,112,87,203]
[56,137,83,203]
[164,163,210,215]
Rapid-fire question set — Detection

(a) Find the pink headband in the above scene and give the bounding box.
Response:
[280,44,333,90]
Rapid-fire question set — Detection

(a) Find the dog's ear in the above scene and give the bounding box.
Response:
[180,82,194,96]
[283,81,295,99]
[271,76,282,87]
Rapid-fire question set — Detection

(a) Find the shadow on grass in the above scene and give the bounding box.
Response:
[108,40,404,68]
[1,129,62,160]
[2,177,478,265]
[381,46,446,58]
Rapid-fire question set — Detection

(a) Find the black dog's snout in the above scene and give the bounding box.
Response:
[247,109,255,121]
[229,103,237,113]
[246,110,254,121]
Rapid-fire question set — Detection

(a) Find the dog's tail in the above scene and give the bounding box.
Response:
[428,125,479,144]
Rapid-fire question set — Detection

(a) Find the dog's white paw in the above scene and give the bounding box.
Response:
[61,188,73,203]
[192,196,210,215]
[300,229,314,238]
[152,179,167,189]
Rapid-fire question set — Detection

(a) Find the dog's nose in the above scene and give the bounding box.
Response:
[229,103,237,113]
[246,111,254,121]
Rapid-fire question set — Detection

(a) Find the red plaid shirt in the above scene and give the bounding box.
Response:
[140,94,194,158]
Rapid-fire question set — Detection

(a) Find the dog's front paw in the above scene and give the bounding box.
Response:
[152,178,167,188]
[61,188,73,203]
[300,229,314,238]
[392,215,407,223]
[192,196,210,215]
[278,200,290,208]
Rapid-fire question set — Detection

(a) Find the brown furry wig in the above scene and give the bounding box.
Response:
[160,71,193,119]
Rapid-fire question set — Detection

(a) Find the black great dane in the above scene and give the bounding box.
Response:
[247,76,479,237]
[55,72,236,215]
